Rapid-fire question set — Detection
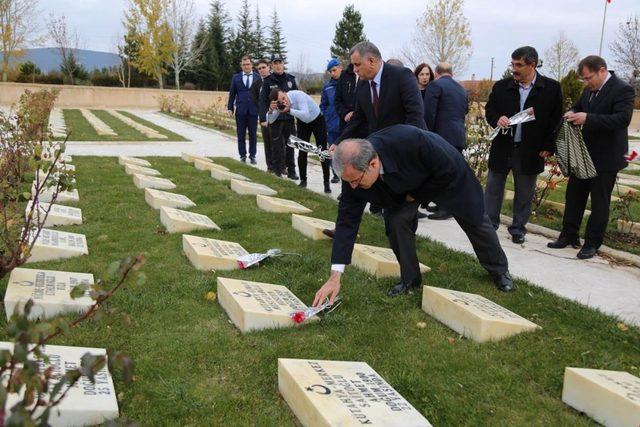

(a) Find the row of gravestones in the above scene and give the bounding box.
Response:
[5,152,120,426]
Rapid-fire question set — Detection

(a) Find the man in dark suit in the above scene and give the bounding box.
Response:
[484,46,563,244]
[312,125,513,306]
[252,58,273,171]
[228,55,260,164]
[423,61,469,220]
[548,55,635,259]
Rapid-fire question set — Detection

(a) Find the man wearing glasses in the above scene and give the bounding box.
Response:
[252,59,273,172]
[484,46,563,245]
[547,56,635,259]
[312,125,513,307]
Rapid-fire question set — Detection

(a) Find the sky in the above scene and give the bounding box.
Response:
[36,0,638,80]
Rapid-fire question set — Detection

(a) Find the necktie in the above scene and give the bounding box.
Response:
[588,90,599,103]
[371,81,379,117]
[244,74,251,88]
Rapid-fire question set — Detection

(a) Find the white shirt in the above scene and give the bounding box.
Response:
[267,90,321,124]
[243,73,253,88]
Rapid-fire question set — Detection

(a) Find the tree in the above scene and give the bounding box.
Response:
[401,0,472,73]
[18,60,40,82]
[610,14,640,82]
[0,0,41,82]
[251,6,267,61]
[200,0,232,90]
[267,7,286,61]
[501,68,512,80]
[125,0,175,89]
[560,70,585,109]
[330,4,366,62]
[165,0,204,89]
[544,31,579,81]
[233,0,254,62]
[47,14,80,85]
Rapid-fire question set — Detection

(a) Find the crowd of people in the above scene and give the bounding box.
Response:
[225,41,635,307]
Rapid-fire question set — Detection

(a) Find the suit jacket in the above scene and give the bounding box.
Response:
[227,71,260,116]
[485,74,563,175]
[250,76,264,108]
[423,75,469,150]
[571,72,635,173]
[331,124,485,264]
[336,62,426,143]
[334,64,359,133]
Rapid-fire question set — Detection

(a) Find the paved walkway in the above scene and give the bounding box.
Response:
[66,110,640,327]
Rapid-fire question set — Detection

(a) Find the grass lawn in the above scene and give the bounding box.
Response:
[61,109,188,142]
[2,157,638,425]
[163,111,265,143]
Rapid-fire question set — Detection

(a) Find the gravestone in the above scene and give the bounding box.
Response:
[421,286,540,342]
[106,110,167,139]
[562,367,640,427]
[182,235,248,271]
[118,155,151,167]
[144,188,196,210]
[160,206,220,233]
[194,158,228,172]
[291,214,335,240]
[124,164,162,176]
[0,342,119,426]
[351,243,430,278]
[35,184,80,203]
[26,229,89,263]
[133,173,176,190]
[256,195,312,214]
[79,109,117,136]
[230,179,277,196]
[210,168,250,182]
[181,152,209,163]
[217,277,316,333]
[278,358,432,427]
[4,268,93,320]
[26,201,83,227]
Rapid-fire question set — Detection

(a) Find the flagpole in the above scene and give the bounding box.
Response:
[598,0,609,56]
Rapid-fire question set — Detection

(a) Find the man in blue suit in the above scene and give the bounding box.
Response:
[423,62,469,220]
[227,55,260,164]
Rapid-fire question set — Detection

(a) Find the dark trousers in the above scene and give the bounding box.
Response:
[484,146,537,236]
[560,172,617,248]
[297,114,330,183]
[235,113,257,159]
[455,213,510,276]
[269,120,296,176]
[260,124,272,171]
[384,201,421,284]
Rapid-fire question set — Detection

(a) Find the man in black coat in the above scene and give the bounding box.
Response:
[312,125,513,306]
[252,58,273,171]
[485,46,563,244]
[548,55,635,259]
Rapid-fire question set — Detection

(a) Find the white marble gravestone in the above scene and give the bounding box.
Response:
[34,182,80,203]
[159,206,220,233]
[291,214,335,240]
[193,158,228,172]
[256,195,312,214]
[0,342,119,426]
[124,163,162,176]
[144,188,196,210]
[181,152,209,163]
[4,268,93,320]
[278,358,432,427]
[210,168,250,182]
[26,201,83,227]
[421,286,540,342]
[182,235,248,271]
[132,173,176,190]
[351,243,430,278]
[26,229,89,263]
[118,155,151,167]
[562,368,640,427]
[230,179,277,196]
[217,277,316,333]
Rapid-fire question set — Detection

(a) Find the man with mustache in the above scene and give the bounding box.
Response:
[484,46,563,244]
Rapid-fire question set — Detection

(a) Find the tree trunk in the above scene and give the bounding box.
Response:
[175,70,180,90]
[158,73,163,89]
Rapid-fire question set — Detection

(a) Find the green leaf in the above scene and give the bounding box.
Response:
[70,284,87,300]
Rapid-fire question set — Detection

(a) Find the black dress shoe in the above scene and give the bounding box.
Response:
[493,272,516,292]
[331,176,340,183]
[512,234,525,244]
[547,236,581,249]
[323,182,331,194]
[577,246,598,259]
[428,211,453,220]
[298,180,307,188]
[322,228,335,239]
[387,279,422,297]
[287,172,299,180]
[240,157,246,162]
[417,211,428,219]
[250,157,257,165]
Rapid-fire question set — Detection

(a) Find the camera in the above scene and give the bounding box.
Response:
[276,101,287,111]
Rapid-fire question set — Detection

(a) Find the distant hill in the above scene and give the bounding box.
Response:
[3,48,120,73]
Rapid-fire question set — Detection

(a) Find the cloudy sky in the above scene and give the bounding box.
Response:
[37,0,638,79]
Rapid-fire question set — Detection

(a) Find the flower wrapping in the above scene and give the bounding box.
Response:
[488,107,536,141]
[237,249,282,269]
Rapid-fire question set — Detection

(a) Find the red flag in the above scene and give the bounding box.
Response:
[607,0,612,3]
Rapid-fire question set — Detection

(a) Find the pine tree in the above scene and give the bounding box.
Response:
[233,0,255,62]
[252,6,267,61]
[330,5,366,62]
[501,68,512,80]
[187,19,209,89]
[267,7,287,61]
[560,70,584,109]
[201,0,232,90]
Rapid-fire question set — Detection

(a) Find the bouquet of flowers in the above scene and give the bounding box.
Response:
[287,136,332,161]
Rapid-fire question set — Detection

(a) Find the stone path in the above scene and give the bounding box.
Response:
[65,109,640,327]
[106,110,167,139]
[79,109,117,136]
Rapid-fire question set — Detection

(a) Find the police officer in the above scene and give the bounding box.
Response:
[259,53,299,180]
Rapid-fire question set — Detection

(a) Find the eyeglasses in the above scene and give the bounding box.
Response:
[508,62,528,69]
[348,168,368,188]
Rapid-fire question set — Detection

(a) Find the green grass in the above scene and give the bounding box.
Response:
[2,157,638,425]
[61,109,187,142]
[163,111,265,143]
[116,110,188,142]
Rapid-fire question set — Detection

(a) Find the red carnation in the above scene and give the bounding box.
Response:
[626,150,638,162]
[291,311,306,324]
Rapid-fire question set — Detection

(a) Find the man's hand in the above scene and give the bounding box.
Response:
[345,111,354,122]
[329,144,337,153]
[539,151,551,158]
[227,110,234,117]
[497,116,510,128]
[260,121,268,127]
[565,111,587,125]
[313,271,342,307]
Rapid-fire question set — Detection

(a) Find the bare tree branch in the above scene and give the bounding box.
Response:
[544,31,579,81]
[165,0,204,90]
